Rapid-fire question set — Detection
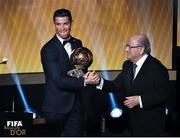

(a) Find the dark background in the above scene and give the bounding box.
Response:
[0,69,179,136]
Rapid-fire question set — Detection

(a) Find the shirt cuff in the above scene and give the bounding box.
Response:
[96,78,104,90]
[139,96,143,108]
[84,81,87,87]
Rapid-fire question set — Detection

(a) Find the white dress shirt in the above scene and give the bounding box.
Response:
[135,54,148,108]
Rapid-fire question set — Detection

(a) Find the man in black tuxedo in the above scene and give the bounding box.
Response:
[98,34,170,136]
[40,9,99,136]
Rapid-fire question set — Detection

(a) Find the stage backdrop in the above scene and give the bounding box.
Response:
[0,0,173,74]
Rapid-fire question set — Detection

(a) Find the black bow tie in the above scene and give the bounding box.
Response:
[63,40,70,46]
[63,37,73,46]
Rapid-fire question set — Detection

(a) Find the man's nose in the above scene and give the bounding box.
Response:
[60,25,65,30]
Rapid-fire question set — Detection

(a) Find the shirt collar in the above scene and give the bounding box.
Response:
[136,54,148,68]
[56,34,71,44]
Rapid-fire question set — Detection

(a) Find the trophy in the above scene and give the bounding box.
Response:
[67,47,93,78]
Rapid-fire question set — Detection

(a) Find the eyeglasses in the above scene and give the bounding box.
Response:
[126,45,144,49]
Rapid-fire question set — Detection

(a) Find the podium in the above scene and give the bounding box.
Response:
[0,112,33,136]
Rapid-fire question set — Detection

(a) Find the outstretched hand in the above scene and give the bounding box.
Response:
[84,71,100,85]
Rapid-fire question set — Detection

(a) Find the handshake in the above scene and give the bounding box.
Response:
[83,71,101,85]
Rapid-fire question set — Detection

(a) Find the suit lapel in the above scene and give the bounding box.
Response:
[133,55,151,82]
[53,35,83,65]
[53,35,63,51]
[53,35,71,63]
[69,37,81,50]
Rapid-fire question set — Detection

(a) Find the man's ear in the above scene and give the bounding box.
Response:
[139,47,145,55]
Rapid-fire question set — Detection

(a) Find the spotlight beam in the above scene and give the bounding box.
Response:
[101,71,123,118]
[1,50,36,118]
[11,73,37,118]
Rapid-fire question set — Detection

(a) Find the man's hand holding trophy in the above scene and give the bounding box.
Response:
[67,47,100,85]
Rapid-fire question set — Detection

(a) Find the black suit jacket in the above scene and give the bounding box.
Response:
[40,35,85,113]
[103,55,170,136]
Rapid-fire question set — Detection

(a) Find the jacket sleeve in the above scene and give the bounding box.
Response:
[41,45,85,90]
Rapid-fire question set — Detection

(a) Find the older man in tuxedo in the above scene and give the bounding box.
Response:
[97,34,170,136]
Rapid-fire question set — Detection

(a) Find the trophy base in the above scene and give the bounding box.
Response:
[67,69,84,78]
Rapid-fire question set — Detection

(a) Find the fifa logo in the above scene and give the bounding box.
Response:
[7,121,23,127]
[4,121,26,136]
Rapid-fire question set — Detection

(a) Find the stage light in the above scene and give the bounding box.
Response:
[166,108,169,115]
[0,58,8,64]
[110,107,122,118]
[24,109,37,119]
[101,71,123,118]
[108,92,123,118]
[1,52,36,119]
[11,73,37,118]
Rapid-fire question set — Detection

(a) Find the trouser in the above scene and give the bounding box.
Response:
[42,99,83,136]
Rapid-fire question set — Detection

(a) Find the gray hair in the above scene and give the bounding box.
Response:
[138,34,151,54]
